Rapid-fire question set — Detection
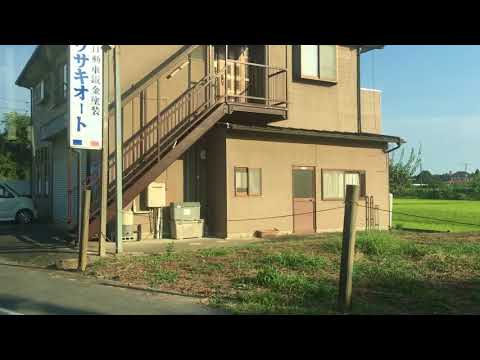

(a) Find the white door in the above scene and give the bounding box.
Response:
[0,185,16,220]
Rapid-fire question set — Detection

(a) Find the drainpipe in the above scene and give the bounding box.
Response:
[357,47,362,133]
[384,142,403,154]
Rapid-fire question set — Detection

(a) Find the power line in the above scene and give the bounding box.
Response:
[227,206,346,222]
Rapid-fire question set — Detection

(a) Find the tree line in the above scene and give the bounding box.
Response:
[389,146,480,200]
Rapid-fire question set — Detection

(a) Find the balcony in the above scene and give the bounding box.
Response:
[215,59,288,123]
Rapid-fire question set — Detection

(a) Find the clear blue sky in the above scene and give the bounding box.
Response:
[1,45,479,174]
[361,45,480,174]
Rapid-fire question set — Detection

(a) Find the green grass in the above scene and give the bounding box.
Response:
[393,198,480,232]
[90,231,480,315]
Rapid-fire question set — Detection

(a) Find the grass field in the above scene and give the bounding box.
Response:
[89,230,480,315]
[393,199,480,232]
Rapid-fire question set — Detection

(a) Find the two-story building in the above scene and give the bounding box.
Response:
[16,45,404,240]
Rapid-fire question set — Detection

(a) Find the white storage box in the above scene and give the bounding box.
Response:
[170,220,204,240]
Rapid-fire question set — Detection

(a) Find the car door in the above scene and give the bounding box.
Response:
[0,185,17,220]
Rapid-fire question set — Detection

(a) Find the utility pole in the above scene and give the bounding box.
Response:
[99,45,111,257]
[113,45,123,254]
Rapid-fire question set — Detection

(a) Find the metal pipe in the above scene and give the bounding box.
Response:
[357,47,362,133]
[384,142,403,154]
[114,45,123,253]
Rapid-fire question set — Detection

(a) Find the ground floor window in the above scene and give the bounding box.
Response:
[322,169,366,200]
[234,167,262,196]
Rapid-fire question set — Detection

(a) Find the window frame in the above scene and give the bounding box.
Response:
[296,45,338,84]
[33,79,46,105]
[322,169,366,201]
[234,167,249,197]
[234,167,262,197]
[248,168,262,197]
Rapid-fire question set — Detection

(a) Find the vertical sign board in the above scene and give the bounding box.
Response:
[69,45,103,150]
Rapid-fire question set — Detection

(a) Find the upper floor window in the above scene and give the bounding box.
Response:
[54,63,68,105]
[33,79,47,105]
[299,45,337,83]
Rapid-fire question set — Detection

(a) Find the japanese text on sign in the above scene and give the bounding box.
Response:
[69,45,103,150]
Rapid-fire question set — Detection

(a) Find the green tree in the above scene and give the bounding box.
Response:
[389,145,422,195]
[0,112,32,180]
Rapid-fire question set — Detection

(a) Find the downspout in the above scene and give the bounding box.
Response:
[384,142,403,154]
[357,47,362,133]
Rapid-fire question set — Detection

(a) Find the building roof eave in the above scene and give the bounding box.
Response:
[15,45,43,88]
[224,123,405,145]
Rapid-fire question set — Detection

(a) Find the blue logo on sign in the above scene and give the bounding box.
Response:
[73,140,83,145]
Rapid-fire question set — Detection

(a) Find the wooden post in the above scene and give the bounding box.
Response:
[338,184,360,313]
[78,189,91,272]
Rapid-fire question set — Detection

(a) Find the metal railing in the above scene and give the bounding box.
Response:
[217,60,288,108]
[365,195,380,230]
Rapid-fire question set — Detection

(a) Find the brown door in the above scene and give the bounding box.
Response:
[292,166,316,234]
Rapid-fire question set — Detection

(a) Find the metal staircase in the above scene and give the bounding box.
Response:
[88,70,227,239]
[85,51,288,240]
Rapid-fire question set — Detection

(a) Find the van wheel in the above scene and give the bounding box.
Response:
[16,209,33,224]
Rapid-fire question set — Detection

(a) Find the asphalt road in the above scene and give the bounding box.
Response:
[0,222,226,315]
[0,263,227,315]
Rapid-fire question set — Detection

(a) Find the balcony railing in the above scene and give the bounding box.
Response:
[219,60,288,109]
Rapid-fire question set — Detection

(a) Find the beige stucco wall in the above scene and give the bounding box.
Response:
[268,45,360,133]
[130,159,184,237]
[225,133,390,238]
[361,89,382,134]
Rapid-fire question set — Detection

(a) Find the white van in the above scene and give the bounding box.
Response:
[0,182,37,224]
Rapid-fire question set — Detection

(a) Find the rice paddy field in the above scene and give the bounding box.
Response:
[393,199,480,232]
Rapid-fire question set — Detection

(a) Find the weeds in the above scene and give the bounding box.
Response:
[261,251,326,270]
[90,230,480,315]
[146,269,178,286]
[198,247,231,257]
